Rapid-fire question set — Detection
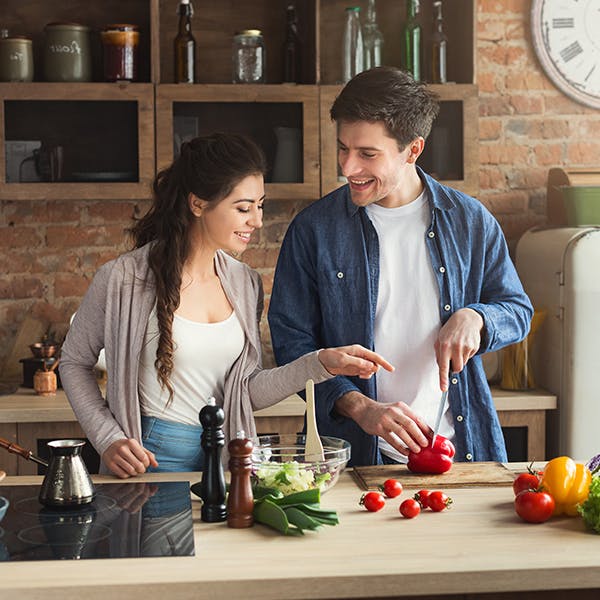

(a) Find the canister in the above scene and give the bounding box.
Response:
[232,29,265,83]
[100,24,139,82]
[43,22,92,82]
[0,36,33,82]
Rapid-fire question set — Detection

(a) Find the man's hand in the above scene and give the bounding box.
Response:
[335,391,431,455]
[435,308,484,390]
[102,438,159,479]
[319,344,395,379]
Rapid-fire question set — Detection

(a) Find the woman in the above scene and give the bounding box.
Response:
[60,133,392,478]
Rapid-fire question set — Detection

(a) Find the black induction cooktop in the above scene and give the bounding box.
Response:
[0,481,195,561]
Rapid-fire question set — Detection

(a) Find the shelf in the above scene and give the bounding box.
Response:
[156,83,320,200]
[320,83,479,197]
[0,82,155,200]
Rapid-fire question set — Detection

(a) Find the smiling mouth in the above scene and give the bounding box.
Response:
[235,231,252,242]
[348,177,374,191]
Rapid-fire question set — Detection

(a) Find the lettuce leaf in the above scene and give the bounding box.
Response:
[578,476,600,533]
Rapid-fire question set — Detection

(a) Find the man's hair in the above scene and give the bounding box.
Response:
[330,66,440,149]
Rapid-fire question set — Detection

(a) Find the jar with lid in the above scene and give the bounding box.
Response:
[0,36,33,82]
[232,29,265,83]
[43,22,91,82]
[100,24,139,82]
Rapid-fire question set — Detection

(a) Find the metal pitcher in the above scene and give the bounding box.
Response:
[38,440,96,508]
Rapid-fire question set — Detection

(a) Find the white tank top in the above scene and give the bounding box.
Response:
[138,307,245,425]
[366,192,455,462]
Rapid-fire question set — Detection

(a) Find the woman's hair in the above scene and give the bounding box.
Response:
[330,66,440,149]
[129,132,267,404]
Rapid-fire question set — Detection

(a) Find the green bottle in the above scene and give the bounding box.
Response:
[404,0,422,81]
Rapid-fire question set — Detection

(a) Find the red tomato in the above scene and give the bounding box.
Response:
[514,490,555,523]
[400,498,421,519]
[427,490,453,512]
[359,491,385,512]
[512,472,540,496]
[414,489,431,509]
[381,478,403,498]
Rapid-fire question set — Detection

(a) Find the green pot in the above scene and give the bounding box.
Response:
[0,37,33,82]
[561,186,600,227]
[43,22,92,82]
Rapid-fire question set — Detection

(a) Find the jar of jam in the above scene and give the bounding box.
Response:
[100,24,139,82]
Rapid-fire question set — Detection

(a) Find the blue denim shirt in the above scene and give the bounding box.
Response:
[268,168,533,466]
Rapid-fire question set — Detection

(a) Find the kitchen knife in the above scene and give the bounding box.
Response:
[430,388,448,448]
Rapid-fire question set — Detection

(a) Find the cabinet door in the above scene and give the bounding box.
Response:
[0,83,155,200]
[320,83,478,197]
[156,84,320,200]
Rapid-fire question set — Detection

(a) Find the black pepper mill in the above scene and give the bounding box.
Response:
[227,430,254,528]
[199,397,227,522]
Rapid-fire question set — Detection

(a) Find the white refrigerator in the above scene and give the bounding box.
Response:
[516,227,600,461]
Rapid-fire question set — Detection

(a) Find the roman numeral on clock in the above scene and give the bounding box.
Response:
[552,18,574,28]
[560,41,583,62]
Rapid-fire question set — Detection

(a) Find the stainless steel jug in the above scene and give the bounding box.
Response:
[38,440,96,508]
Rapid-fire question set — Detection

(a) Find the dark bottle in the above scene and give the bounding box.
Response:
[199,397,227,522]
[431,0,447,83]
[174,0,196,83]
[226,431,254,529]
[283,3,302,83]
[404,0,422,81]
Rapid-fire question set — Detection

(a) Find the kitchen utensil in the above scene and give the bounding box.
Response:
[305,378,325,462]
[39,440,95,507]
[29,342,58,358]
[430,388,448,448]
[0,436,48,467]
[251,433,350,493]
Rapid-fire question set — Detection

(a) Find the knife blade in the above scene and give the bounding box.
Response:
[430,388,449,448]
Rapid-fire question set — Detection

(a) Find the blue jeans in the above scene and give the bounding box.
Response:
[141,415,204,472]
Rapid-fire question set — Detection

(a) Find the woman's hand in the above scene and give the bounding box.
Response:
[319,344,394,379]
[102,438,159,479]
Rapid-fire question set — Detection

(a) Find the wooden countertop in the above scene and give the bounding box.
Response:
[0,465,598,599]
[0,386,556,423]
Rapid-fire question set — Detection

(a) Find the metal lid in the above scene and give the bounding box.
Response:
[103,24,139,31]
[44,22,91,32]
[239,29,262,36]
[345,6,361,11]
[0,35,32,43]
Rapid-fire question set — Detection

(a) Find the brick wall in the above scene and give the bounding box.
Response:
[2,0,600,375]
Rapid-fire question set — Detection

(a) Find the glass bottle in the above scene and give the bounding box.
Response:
[342,6,363,83]
[431,0,447,83]
[174,0,196,83]
[283,3,302,83]
[404,0,422,81]
[362,0,383,70]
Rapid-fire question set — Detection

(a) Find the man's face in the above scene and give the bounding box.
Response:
[337,120,418,209]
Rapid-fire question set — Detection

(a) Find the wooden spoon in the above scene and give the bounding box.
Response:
[305,379,325,462]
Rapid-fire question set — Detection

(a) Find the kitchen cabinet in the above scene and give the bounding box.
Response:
[1,0,479,200]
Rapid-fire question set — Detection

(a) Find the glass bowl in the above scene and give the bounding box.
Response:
[251,433,351,494]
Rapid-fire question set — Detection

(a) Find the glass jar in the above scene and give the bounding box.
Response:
[100,24,139,82]
[232,29,265,83]
[0,36,33,82]
[43,22,92,82]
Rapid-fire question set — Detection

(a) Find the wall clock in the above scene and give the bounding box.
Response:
[531,0,600,109]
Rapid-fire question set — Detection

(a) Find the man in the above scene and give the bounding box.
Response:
[268,67,533,466]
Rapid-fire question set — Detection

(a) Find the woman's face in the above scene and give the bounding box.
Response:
[194,173,265,254]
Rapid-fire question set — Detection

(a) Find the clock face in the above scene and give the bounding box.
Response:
[531,0,600,109]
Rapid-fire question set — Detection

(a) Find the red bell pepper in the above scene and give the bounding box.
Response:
[407,435,455,474]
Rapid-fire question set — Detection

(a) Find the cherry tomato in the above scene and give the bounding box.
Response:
[427,490,453,512]
[380,478,403,498]
[512,472,540,496]
[414,489,431,509]
[359,491,385,512]
[400,498,421,519]
[514,489,555,523]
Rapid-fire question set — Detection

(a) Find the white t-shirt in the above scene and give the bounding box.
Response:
[138,307,245,425]
[366,192,455,462]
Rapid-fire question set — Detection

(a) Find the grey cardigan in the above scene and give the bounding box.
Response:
[60,243,331,473]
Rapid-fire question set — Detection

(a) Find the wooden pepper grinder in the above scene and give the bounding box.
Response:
[199,397,227,522]
[227,430,254,528]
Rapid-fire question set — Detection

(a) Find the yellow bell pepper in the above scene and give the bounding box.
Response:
[541,456,592,516]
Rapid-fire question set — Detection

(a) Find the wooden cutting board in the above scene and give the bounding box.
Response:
[352,462,514,490]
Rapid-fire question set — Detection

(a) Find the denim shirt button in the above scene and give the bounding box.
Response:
[444,304,451,311]
[456,415,463,422]
[465,453,473,461]
[451,377,458,385]
[337,272,344,279]
[428,231,435,238]
[439,266,446,274]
